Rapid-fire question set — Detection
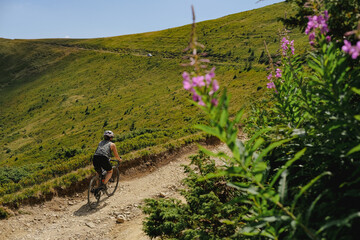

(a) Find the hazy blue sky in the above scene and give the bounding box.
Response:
[0,0,284,39]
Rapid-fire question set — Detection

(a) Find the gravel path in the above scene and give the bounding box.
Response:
[0,143,231,240]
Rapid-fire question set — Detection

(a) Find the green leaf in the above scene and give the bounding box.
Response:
[253,161,267,173]
[352,87,360,95]
[272,194,280,203]
[219,109,228,128]
[246,128,271,148]
[305,192,324,225]
[348,144,360,155]
[199,170,227,181]
[270,148,306,187]
[317,212,360,234]
[262,188,276,199]
[235,139,245,162]
[255,138,293,163]
[291,171,332,211]
[251,138,265,152]
[308,59,324,76]
[224,167,248,178]
[240,227,276,239]
[227,182,250,189]
[254,173,263,182]
[278,170,288,203]
[245,186,259,195]
[228,183,259,195]
[194,124,225,141]
[263,216,277,222]
[219,219,235,225]
[234,108,244,124]
[197,145,231,160]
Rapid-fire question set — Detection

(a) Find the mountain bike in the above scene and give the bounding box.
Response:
[88,159,120,209]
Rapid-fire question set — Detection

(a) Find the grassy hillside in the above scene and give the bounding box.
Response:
[0,2,308,204]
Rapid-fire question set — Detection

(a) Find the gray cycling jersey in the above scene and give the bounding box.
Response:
[94,140,112,159]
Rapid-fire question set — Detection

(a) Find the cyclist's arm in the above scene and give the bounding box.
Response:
[110,143,121,161]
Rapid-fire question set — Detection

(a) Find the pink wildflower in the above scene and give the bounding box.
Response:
[281,37,295,56]
[182,71,190,81]
[183,79,192,90]
[342,40,360,59]
[275,68,282,78]
[192,76,205,87]
[342,40,352,53]
[309,32,316,41]
[266,81,276,89]
[212,80,219,92]
[282,37,289,45]
[198,100,206,106]
[209,80,219,95]
[205,73,212,85]
[267,73,273,80]
[324,10,329,21]
[305,11,330,45]
[350,42,360,59]
[211,98,218,106]
[192,92,201,102]
[182,72,192,90]
[181,67,219,107]
[290,40,295,55]
[208,67,216,78]
[204,68,215,85]
[281,37,289,55]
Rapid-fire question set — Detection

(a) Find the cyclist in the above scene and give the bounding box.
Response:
[93,130,121,190]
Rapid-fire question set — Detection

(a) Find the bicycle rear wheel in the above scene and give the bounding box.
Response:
[105,166,119,196]
[88,176,101,209]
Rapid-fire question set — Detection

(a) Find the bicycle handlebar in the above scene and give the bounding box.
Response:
[110,159,120,166]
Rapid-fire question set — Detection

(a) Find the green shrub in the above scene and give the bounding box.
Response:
[143,152,244,239]
[143,198,186,238]
[0,206,9,219]
[0,167,30,185]
[53,148,82,160]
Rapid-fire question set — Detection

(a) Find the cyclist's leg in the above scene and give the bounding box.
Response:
[103,169,113,185]
[102,158,113,185]
[93,156,103,187]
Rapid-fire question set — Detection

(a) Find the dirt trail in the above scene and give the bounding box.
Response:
[0,143,230,240]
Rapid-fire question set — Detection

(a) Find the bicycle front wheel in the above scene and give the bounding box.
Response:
[105,166,119,196]
[88,176,101,209]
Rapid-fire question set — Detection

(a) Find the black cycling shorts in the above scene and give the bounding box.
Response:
[93,155,112,174]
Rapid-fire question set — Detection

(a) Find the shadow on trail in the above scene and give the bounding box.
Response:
[73,197,110,217]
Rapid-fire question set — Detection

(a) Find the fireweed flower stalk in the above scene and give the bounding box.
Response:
[181,6,220,107]
[266,72,276,91]
[265,35,306,128]
[305,10,330,45]
[342,40,360,59]
[281,37,295,56]
[341,23,360,60]
[182,68,219,106]
[266,36,294,93]
[266,69,282,92]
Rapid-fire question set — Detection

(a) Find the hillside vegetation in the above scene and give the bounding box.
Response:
[0,2,307,205]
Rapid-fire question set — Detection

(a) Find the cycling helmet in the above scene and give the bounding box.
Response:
[104,130,114,138]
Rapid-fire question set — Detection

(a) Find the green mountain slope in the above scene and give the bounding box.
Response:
[0,2,308,203]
